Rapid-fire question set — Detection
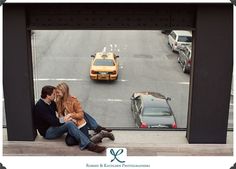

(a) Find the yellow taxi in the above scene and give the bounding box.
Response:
[90,52,119,80]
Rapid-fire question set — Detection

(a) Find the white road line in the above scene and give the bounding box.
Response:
[88,98,130,102]
[34,78,83,81]
[34,78,128,82]
[110,44,113,48]
[110,44,113,52]
[35,79,187,84]
[178,82,190,85]
[120,79,128,82]
[102,47,106,53]
[107,99,123,102]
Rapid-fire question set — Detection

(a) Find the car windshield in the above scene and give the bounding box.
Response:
[178,36,192,42]
[94,59,115,66]
[143,107,171,116]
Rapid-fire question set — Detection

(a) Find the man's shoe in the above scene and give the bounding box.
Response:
[87,143,106,153]
[101,130,115,141]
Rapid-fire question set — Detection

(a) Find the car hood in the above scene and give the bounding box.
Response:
[141,115,175,128]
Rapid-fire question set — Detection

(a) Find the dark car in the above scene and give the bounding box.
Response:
[130,92,177,129]
[177,45,191,73]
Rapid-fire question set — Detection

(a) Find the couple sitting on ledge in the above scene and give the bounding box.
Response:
[34,82,115,153]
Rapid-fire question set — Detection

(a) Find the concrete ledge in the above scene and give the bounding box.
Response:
[3,130,233,156]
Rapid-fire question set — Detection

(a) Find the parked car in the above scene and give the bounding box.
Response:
[130,91,177,128]
[90,52,119,80]
[178,45,192,73]
[168,30,192,52]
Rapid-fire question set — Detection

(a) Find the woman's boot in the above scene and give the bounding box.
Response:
[94,126,112,133]
[100,130,115,141]
[90,130,115,143]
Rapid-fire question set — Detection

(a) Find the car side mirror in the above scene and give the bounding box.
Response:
[91,55,95,57]
[166,97,171,101]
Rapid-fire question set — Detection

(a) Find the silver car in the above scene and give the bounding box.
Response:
[130,92,177,129]
[178,45,192,73]
[168,30,192,52]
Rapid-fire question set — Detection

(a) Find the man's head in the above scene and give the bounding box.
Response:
[41,85,56,101]
[56,82,70,100]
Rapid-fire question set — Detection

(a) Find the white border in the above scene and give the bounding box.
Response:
[0,1,235,169]
[233,0,236,160]
[0,3,3,157]
[3,0,233,3]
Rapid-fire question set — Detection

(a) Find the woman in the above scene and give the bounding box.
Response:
[55,82,115,145]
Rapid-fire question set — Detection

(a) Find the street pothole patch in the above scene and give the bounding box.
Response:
[133,54,153,59]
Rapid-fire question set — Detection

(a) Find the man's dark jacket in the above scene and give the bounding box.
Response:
[34,99,61,137]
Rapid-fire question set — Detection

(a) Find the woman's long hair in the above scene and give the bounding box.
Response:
[56,82,70,116]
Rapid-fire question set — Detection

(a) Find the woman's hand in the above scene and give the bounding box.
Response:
[64,114,72,122]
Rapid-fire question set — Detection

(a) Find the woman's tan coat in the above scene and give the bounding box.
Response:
[63,96,86,127]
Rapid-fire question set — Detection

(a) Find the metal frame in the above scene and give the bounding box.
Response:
[3,3,233,143]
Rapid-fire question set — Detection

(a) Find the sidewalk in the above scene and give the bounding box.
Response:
[3,129,233,156]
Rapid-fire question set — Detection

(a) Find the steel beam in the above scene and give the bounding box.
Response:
[3,3,233,143]
[186,4,233,143]
[3,4,36,141]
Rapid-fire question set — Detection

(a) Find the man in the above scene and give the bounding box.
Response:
[34,85,106,153]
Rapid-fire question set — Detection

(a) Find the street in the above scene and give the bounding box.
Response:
[30,30,233,129]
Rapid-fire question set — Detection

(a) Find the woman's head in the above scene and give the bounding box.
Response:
[56,82,70,100]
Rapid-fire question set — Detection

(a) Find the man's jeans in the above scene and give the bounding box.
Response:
[45,121,90,150]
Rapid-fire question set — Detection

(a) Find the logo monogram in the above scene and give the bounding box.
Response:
[110,149,125,163]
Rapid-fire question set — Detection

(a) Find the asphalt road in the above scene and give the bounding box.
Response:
[30,30,190,129]
[3,30,232,129]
